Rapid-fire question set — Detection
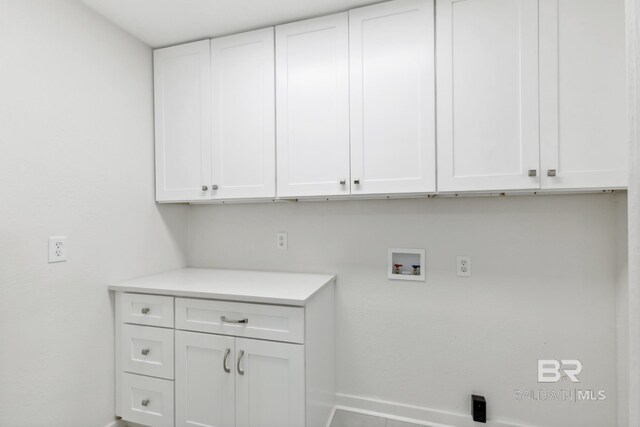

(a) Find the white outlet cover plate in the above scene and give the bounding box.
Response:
[277,232,288,250]
[456,256,471,277]
[49,236,68,263]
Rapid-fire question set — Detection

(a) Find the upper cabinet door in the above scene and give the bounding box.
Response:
[154,40,212,202]
[235,338,305,427]
[349,0,436,195]
[211,28,276,199]
[175,331,236,427]
[436,0,540,192]
[539,0,628,190]
[276,14,351,198]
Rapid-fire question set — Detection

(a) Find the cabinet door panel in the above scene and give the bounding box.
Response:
[235,338,305,427]
[436,0,540,192]
[276,13,351,197]
[175,331,235,427]
[539,0,627,189]
[350,0,435,195]
[211,28,276,199]
[154,40,212,201]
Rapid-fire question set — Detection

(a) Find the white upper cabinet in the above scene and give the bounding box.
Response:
[152,0,627,202]
[349,0,436,195]
[211,28,276,199]
[539,0,628,190]
[276,13,351,198]
[436,0,540,192]
[154,40,212,202]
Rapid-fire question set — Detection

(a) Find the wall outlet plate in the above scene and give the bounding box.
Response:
[457,256,471,277]
[48,236,67,263]
[277,232,288,250]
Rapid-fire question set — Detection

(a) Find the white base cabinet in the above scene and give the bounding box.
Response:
[175,331,235,427]
[235,338,305,427]
[114,281,334,427]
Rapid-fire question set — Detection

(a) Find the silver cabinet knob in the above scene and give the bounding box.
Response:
[202,185,208,191]
[141,307,150,314]
[339,179,346,185]
[547,169,557,177]
[141,349,150,356]
[528,169,537,177]
[141,399,150,407]
[354,178,361,184]
[212,184,219,191]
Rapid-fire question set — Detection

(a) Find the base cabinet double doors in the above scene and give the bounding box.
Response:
[176,330,304,427]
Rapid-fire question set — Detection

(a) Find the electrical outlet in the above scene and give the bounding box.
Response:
[456,256,471,277]
[276,232,288,250]
[48,236,68,263]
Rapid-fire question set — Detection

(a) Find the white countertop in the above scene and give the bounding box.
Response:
[108,268,336,306]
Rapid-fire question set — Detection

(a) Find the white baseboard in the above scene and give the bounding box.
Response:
[335,393,537,427]
[325,406,338,427]
[104,420,125,427]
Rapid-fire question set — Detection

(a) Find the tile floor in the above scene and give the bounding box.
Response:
[330,409,426,427]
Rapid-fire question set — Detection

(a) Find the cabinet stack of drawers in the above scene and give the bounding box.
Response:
[117,293,175,427]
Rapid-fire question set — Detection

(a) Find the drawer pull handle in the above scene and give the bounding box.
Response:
[141,349,150,356]
[221,316,248,324]
[237,350,245,375]
[141,308,150,314]
[547,169,557,177]
[141,399,150,407]
[223,348,231,373]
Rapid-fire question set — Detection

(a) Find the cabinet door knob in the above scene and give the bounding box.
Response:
[223,348,231,373]
[212,184,219,191]
[528,169,537,177]
[141,399,150,407]
[353,178,361,184]
[202,185,208,191]
[141,348,150,356]
[339,179,346,185]
[141,307,150,314]
[547,169,557,177]
[237,350,245,375]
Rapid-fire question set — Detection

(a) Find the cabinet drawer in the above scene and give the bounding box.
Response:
[120,373,174,427]
[120,293,174,327]
[175,298,305,344]
[122,324,174,379]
